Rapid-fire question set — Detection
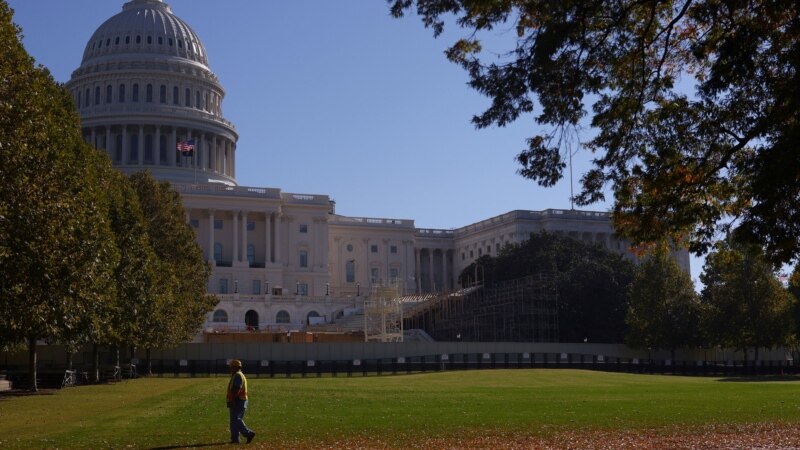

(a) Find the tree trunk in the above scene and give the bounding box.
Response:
[27,336,37,392]
[92,343,100,383]
[146,348,152,375]
[114,344,120,368]
[66,351,73,371]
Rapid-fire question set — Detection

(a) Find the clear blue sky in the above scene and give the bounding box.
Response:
[7,0,705,281]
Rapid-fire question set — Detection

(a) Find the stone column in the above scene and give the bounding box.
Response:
[264,211,272,264]
[122,126,128,164]
[104,127,111,157]
[208,209,215,264]
[232,211,239,263]
[415,248,421,293]
[170,127,177,167]
[154,126,161,165]
[274,212,281,266]
[137,125,144,165]
[428,249,435,292]
[241,210,249,266]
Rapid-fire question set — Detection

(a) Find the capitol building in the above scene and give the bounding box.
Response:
[66,0,690,335]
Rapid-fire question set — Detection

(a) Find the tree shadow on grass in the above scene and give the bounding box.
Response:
[149,443,228,450]
[0,389,57,399]
[717,375,800,382]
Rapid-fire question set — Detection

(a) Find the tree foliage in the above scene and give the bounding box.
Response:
[701,239,795,355]
[390,0,800,264]
[626,244,701,356]
[128,172,214,348]
[0,1,118,388]
[460,232,635,343]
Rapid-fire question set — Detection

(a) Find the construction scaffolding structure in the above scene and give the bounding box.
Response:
[363,283,404,342]
[404,274,559,342]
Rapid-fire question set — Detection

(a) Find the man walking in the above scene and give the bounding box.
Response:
[226,359,255,444]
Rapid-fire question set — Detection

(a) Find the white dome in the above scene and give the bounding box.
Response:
[81,0,209,68]
[67,0,239,186]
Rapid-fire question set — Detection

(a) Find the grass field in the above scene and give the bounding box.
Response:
[1,369,800,449]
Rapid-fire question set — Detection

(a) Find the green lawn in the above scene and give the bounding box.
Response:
[1,369,799,449]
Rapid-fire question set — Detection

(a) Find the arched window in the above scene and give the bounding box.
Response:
[212,309,228,323]
[247,244,255,265]
[85,88,90,107]
[172,86,179,105]
[159,85,166,103]
[185,88,191,107]
[146,84,153,103]
[94,86,100,105]
[307,311,320,323]
[125,36,130,44]
[276,310,290,324]
[245,310,259,330]
[346,260,355,283]
[205,92,210,111]
[118,84,125,103]
[136,35,141,44]
[213,243,222,261]
[132,84,139,102]
[106,85,112,103]
[147,36,152,44]
[195,91,201,109]
[115,37,120,45]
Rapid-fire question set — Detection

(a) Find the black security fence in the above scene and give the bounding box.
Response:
[5,352,798,389]
[131,353,800,378]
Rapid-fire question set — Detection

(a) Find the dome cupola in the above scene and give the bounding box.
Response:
[81,0,209,68]
[67,0,239,186]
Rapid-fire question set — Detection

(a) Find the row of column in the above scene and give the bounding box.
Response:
[415,248,452,293]
[84,124,236,178]
[205,209,282,266]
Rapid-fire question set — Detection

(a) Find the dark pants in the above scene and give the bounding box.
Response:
[229,403,253,443]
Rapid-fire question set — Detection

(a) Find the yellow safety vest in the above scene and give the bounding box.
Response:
[226,371,248,402]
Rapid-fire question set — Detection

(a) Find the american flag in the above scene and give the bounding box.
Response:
[176,139,195,156]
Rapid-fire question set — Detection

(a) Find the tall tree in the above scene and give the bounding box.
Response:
[128,172,214,355]
[390,0,800,264]
[626,244,701,360]
[0,1,117,390]
[701,239,795,359]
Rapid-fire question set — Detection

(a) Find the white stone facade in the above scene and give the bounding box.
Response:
[69,0,690,334]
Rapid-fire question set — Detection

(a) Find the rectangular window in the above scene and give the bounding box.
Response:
[247,221,255,231]
[189,219,199,228]
[252,280,261,295]
[390,245,397,254]
[496,243,500,252]
[299,251,308,268]
[469,250,474,258]
[298,283,308,296]
[346,261,355,283]
[389,268,398,281]
[214,219,223,229]
[218,279,228,294]
[370,244,378,253]
[299,224,308,233]
[371,268,379,284]
[461,252,465,261]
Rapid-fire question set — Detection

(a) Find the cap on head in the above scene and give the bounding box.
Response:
[230,359,242,369]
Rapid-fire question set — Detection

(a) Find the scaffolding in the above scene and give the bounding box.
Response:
[403,274,558,342]
[364,282,404,342]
